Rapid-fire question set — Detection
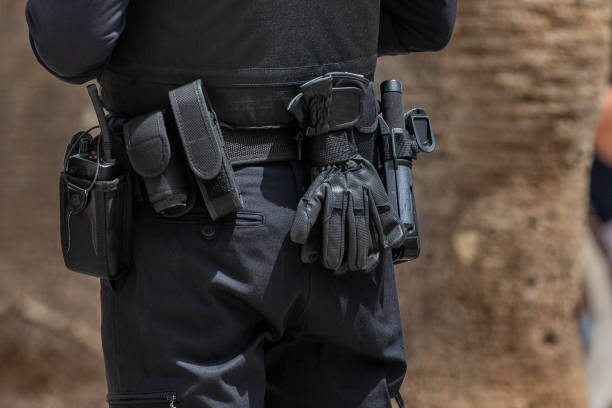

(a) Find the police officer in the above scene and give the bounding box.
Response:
[26,1,456,407]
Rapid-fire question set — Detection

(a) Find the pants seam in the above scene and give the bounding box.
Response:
[286,160,313,329]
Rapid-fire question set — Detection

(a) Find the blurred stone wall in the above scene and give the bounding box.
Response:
[377,0,611,406]
[2,0,611,407]
[0,1,106,406]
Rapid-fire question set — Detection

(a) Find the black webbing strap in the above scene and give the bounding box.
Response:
[378,116,418,162]
[305,129,359,166]
[287,72,380,166]
[165,74,378,167]
[221,126,299,165]
[219,126,377,166]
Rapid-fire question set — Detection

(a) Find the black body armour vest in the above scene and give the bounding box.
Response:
[100,0,380,126]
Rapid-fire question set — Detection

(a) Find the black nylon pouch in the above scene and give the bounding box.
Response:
[59,171,132,280]
[169,79,244,220]
[123,110,195,217]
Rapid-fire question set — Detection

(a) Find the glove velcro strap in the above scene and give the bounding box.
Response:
[307,129,358,166]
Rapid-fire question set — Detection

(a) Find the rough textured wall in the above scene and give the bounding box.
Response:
[376,1,611,407]
[0,0,106,406]
[2,0,610,406]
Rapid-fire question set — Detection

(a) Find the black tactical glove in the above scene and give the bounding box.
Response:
[288,72,407,273]
[291,156,406,272]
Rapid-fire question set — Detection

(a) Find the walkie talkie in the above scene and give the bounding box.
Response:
[59,84,131,280]
[65,85,121,181]
[380,79,435,264]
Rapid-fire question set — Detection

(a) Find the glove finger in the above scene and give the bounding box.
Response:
[367,188,387,249]
[332,262,349,276]
[379,206,406,248]
[346,187,369,272]
[345,191,357,271]
[361,211,382,273]
[355,157,398,210]
[363,251,380,273]
[300,220,322,264]
[368,188,406,249]
[322,181,347,271]
[291,166,337,244]
[359,187,371,268]
[368,202,382,253]
[349,156,405,247]
[290,182,327,244]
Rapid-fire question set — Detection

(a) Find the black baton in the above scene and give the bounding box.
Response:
[380,80,423,263]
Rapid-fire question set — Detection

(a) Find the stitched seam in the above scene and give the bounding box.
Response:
[194,82,222,178]
[103,55,377,87]
[154,112,170,175]
[286,161,313,329]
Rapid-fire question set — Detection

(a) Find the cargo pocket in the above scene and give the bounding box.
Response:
[107,391,178,408]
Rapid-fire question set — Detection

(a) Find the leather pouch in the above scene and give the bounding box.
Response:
[59,171,132,279]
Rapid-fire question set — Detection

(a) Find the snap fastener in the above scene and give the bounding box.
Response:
[200,223,217,240]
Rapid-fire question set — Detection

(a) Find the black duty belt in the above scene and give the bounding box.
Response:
[220,124,377,166]
[220,126,299,165]
[111,72,379,166]
[158,74,381,167]
[215,73,380,166]
[120,74,381,219]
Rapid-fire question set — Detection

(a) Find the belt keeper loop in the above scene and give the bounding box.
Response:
[390,127,404,170]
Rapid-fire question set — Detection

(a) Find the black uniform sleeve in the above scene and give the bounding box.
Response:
[378,0,457,56]
[25,0,129,84]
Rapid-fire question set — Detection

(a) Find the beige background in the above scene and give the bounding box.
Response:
[2,0,612,407]
[1,1,106,407]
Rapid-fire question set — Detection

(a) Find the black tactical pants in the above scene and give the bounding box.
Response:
[100,161,407,408]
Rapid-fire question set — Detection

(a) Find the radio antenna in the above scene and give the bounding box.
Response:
[87,84,113,162]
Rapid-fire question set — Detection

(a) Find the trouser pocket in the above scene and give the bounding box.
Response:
[107,392,178,408]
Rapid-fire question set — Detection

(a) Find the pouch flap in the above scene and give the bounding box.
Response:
[169,79,223,180]
[123,111,171,178]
